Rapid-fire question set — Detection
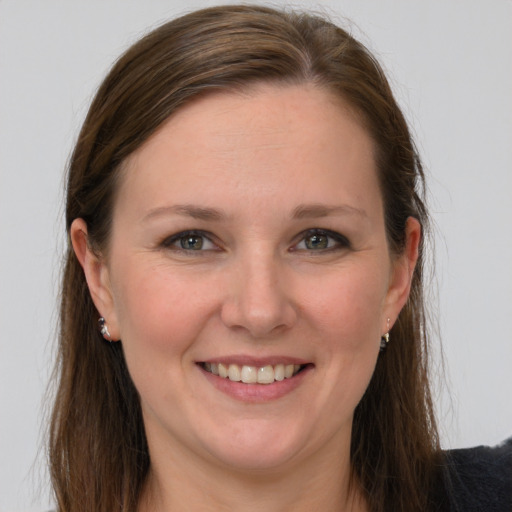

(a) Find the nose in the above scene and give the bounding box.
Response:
[220,250,298,338]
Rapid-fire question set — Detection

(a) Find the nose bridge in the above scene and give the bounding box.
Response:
[221,243,296,337]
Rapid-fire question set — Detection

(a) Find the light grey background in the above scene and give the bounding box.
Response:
[1,1,511,510]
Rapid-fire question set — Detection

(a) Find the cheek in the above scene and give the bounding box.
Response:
[111,259,213,356]
[307,267,388,350]
[309,271,386,410]
[109,261,220,413]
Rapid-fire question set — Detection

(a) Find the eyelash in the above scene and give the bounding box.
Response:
[160,229,350,254]
[161,230,219,253]
[292,229,350,253]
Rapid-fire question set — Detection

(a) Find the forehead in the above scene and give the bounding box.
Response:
[133,83,370,158]
[117,84,381,220]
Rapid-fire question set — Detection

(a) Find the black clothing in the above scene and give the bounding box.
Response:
[433,438,512,511]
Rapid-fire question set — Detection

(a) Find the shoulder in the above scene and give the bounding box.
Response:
[434,437,512,512]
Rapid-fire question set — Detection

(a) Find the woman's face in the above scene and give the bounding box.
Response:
[76,84,417,473]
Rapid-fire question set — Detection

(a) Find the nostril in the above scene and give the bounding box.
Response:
[218,260,298,337]
[220,294,298,338]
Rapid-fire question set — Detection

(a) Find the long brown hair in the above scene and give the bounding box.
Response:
[50,5,440,511]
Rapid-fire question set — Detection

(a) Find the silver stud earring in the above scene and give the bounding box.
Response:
[380,318,390,353]
[98,317,113,342]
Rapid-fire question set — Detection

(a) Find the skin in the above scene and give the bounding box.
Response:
[72,84,420,511]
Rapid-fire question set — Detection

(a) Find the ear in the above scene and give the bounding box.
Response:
[382,217,421,332]
[70,218,120,341]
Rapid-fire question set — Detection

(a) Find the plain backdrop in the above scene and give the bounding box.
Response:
[1,1,511,510]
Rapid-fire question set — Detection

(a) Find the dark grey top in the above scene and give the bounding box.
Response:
[433,437,512,511]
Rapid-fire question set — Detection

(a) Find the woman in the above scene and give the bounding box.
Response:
[49,5,511,512]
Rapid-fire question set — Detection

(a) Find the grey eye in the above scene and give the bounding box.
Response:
[304,233,329,250]
[294,229,350,252]
[180,234,204,250]
[162,231,217,251]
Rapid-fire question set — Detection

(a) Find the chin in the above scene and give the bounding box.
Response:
[210,444,301,473]
[197,419,316,472]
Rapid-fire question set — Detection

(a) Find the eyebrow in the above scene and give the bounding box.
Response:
[142,204,227,222]
[292,204,368,219]
[142,202,368,223]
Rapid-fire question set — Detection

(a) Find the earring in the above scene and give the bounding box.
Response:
[98,317,113,342]
[380,318,390,353]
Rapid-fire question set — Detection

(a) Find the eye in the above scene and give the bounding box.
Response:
[162,231,218,252]
[293,229,350,252]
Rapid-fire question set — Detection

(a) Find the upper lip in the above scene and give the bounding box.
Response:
[198,355,311,367]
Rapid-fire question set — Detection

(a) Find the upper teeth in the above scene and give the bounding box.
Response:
[204,362,301,384]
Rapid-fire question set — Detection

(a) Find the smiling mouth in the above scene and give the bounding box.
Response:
[201,362,306,384]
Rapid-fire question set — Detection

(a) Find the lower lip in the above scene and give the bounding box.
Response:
[199,364,313,403]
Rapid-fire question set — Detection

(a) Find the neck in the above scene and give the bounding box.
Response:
[138,436,367,512]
